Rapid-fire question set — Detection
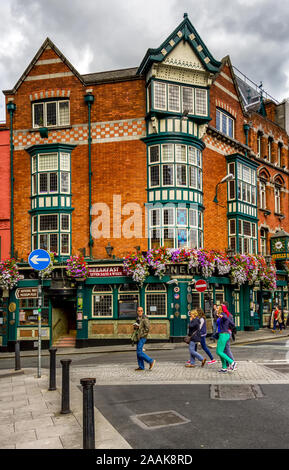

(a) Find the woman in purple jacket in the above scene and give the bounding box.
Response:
[216,306,237,373]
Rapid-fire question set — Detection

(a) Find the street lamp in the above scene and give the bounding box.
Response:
[213,173,234,204]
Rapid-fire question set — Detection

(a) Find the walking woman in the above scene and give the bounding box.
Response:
[185,310,206,368]
[216,306,237,373]
[196,308,216,364]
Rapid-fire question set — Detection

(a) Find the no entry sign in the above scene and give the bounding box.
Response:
[195,279,207,292]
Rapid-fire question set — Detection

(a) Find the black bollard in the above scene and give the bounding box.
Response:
[48,347,57,391]
[60,359,72,414]
[15,341,21,371]
[80,378,96,449]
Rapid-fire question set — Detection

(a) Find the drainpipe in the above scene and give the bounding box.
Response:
[84,92,94,259]
[243,123,250,157]
[7,101,16,259]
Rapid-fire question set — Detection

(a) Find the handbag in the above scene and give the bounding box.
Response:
[183,335,191,344]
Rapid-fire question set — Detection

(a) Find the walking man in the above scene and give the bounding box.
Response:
[135,307,156,371]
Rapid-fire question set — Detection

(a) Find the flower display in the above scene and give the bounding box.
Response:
[66,255,89,279]
[123,248,277,290]
[0,258,21,289]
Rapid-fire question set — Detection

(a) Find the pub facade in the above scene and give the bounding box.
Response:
[0,14,289,350]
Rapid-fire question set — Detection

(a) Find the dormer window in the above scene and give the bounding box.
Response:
[32,99,70,128]
[216,108,234,138]
[151,81,207,116]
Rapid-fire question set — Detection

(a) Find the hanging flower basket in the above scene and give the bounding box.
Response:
[122,248,277,290]
[0,258,21,290]
[65,255,89,280]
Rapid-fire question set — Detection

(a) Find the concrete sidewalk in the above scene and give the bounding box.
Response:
[0,327,288,449]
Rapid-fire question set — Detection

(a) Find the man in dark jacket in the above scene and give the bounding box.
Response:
[134,307,155,371]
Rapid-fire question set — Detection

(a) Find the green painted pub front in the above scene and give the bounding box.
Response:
[0,260,288,351]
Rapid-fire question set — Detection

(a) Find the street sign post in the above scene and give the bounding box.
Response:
[28,249,51,378]
[195,279,207,293]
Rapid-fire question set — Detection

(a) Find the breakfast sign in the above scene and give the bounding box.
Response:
[88,266,125,277]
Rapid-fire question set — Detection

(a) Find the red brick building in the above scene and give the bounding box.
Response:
[0,125,10,260]
[1,14,288,350]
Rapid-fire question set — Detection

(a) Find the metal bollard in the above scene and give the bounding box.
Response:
[48,347,57,391]
[80,378,96,449]
[60,359,72,414]
[15,341,21,371]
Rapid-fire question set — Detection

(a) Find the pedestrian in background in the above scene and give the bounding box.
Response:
[216,305,237,373]
[196,308,216,365]
[210,304,219,342]
[222,302,236,366]
[185,310,206,368]
[134,307,156,371]
[271,305,283,333]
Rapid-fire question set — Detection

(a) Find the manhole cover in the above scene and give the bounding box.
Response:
[264,364,289,374]
[130,410,190,430]
[211,384,264,400]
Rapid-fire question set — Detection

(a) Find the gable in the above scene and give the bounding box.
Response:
[3,38,84,95]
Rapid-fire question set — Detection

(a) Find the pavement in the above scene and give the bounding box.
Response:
[0,327,289,450]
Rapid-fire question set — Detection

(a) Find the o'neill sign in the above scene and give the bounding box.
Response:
[88,266,124,277]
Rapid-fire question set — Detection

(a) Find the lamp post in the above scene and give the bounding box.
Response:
[213,173,234,204]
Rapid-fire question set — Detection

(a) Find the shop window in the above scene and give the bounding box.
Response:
[118,284,139,318]
[92,285,113,318]
[145,283,167,316]
[19,297,49,326]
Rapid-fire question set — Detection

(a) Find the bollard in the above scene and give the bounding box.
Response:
[60,359,72,414]
[15,341,21,371]
[80,378,96,449]
[48,347,57,391]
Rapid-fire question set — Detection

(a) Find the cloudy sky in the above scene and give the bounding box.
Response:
[1,0,289,121]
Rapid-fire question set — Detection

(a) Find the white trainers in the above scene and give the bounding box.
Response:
[207,360,217,365]
[229,361,237,371]
[218,368,228,373]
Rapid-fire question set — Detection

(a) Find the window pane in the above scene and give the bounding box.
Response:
[182,87,194,113]
[163,208,174,225]
[216,109,221,131]
[162,144,174,162]
[177,208,187,225]
[188,146,197,165]
[39,234,48,250]
[150,166,159,187]
[39,173,48,193]
[176,165,186,186]
[154,82,166,110]
[61,214,69,231]
[189,209,197,227]
[150,229,160,249]
[50,172,58,192]
[50,234,58,253]
[163,228,174,248]
[150,209,160,227]
[222,114,227,134]
[34,103,44,127]
[60,153,70,170]
[189,229,198,249]
[40,215,58,231]
[38,153,58,171]
[59,101,69,126]
[163,165,174,185]
[243,221,251,236]
[149,146,159,163]
[93,294,113,317]
[61,234,69,254]
[168,84,180,111]
[146,293,166,316]
[195,89,207,116]
[175,145,186,162]
[61,172,69,193]
[177,229,187,248]
[189,166,197,188]
[46,102,57,126]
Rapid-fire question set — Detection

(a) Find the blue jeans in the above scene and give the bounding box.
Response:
[137,338,154,369]
[189,340,204,364]
[200,336,214,361]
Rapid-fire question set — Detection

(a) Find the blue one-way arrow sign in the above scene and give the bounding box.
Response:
[28,249,51,271]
